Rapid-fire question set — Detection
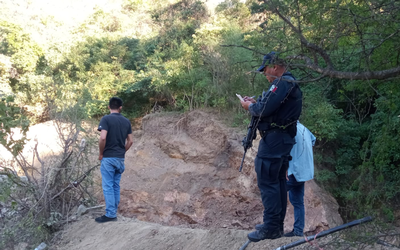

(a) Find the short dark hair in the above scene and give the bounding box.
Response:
[272,57,286,67]
[257,51,286,72]
[109,97,123,109]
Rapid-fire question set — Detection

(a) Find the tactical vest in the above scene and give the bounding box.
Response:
[258,74,302,137]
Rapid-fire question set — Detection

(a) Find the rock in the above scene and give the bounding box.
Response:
[19,176,28,182]
[76,204,88,216]
[34,242,47,250]
[284,179,343,234]
[15,242,28,250]
[231,220,244,227]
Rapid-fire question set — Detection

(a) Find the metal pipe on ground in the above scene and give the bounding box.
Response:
[239,216,373,250]
[274,216,373,250]
[239,240,251,250]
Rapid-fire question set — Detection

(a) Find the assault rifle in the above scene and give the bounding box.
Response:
[239,116,258,172]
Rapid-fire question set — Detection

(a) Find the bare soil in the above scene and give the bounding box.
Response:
[48,110,399,250]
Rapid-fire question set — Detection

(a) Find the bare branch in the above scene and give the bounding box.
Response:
[220,44,265,55]
[51,164,99,201]
[288,55,400,80]
[271,7,335,69]
[250,2,400,80]
[368,29,400,56]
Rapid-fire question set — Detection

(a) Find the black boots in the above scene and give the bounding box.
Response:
[247,229,281,242]
[95,215,117,223]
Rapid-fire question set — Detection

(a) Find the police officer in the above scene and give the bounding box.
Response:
[240,52,302,242]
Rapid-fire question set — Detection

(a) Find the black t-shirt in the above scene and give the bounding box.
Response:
[98,113,132,158]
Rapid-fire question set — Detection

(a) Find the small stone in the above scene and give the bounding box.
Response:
[76,205,88,216]
[34,242,47,250]
[231,220,243,227]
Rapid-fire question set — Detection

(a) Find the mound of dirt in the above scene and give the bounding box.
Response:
[111,110,341,233]
[25,110,397,250]
[116,110,263,230]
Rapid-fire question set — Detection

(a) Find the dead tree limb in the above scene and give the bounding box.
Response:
[50,164,99,201]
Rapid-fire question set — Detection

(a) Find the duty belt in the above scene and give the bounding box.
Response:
[259,128,288,138]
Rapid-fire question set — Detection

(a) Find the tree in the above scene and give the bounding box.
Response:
[0,20,43,74]
[0,100,98,249]
[248,0,400,80]
[245,0,400,218]
[0,95,29,156]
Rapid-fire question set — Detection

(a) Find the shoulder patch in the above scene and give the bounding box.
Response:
[269,84,278,93]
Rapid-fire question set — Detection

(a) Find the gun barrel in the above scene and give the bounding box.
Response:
[239,150,247,172]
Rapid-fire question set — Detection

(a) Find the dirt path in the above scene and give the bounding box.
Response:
[52,215,398,250]
[53,215,305,250]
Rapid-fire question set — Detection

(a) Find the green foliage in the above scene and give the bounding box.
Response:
[0,206,50,249]
[315,168,337,183]
[45,36,151,118]
[0,95,30,156]
[0,20,43,73]
[88,9,121,32]
[302,77,399,218]
[216,0,251,27]
[151,0,209,52]
[352,80,400,210]
[118,37,144,70]
[0,177,12,202]
[300,83,344,142]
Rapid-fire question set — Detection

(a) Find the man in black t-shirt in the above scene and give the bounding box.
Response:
[96,97,133,223]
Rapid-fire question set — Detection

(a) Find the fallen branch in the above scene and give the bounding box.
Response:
[51,164,100,201]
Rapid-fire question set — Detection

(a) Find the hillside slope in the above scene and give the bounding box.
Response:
[51,110,397,250]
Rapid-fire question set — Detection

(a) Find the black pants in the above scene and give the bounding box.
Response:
[255,155,290,231]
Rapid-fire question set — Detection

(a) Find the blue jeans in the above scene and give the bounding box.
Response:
[286,174,305,235]
[100,158,125,218]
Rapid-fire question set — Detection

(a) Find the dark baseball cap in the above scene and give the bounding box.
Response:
[257,51,276,72]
